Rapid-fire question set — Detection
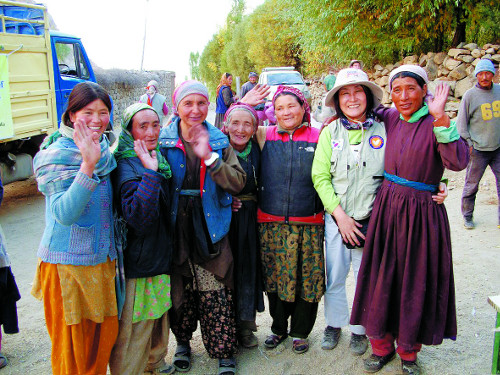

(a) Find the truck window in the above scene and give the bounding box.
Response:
[55,42,90,79]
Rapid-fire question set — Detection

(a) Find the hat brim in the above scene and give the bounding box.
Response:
[325,80,383,109]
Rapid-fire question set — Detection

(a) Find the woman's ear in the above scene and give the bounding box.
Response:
[69,112,76,124]
[422,84,428,99]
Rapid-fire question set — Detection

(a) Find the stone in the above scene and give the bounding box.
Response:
[427,80,438,95]
[381,68,389,76]
[373,70,381,78]
[483,44,493,50]
[448,111,457,119]
[455,76,475,98]
[448,48,471,58]
[374,64,384,71]
[445,58,462,71]
[394,61,402,68]
[434,52,447,65]
[492,44,500,51]
[438,66,449,77]
[419,54,429,66]
[466,64,475,76]
[471,49,482,58]
[449,65,468,80]
[386,64,394,71]
[472,58,481,66]
[425,59,439,80]
[486,48,496,54]
[484,54,492,59]
[464,43,478,51]
[379,75,389,87]
[491,54,500,63]
[457,42,465,49]
[445,101,460,112]
[460,55,475,63]
[403,55,418,64]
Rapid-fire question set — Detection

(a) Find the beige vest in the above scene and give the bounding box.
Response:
[329,119,386,220]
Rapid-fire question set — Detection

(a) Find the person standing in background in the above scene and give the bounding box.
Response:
[456,59,500,229]
[349,60,363,70]
[215,73,237,128]
[241,72,259,99]
[139,80,170,125]
[323,67,337,91]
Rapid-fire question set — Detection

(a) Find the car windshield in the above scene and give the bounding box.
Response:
[267,72,304,85]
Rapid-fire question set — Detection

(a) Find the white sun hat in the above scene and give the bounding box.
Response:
[325,68,384,108]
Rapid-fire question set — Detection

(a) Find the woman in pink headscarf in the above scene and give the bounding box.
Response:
[253,86,325,355]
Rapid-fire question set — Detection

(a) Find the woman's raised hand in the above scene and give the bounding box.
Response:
[134,139,158,171]
[428,82,450,125]
[241,84,271,106]
[189,124,211,160]
[74,120,101,176]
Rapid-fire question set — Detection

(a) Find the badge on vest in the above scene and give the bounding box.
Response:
[331,139,344,150]
[369,135,384,149]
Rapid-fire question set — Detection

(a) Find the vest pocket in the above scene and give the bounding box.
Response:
[68,224,96,255]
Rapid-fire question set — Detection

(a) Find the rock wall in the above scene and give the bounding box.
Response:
[309,43,500,119]
[94,68,175,126]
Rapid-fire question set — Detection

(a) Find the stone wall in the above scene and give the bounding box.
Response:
[94,68,175,127]
[309,43,500,119]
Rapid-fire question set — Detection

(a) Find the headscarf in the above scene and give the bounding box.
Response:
[389,64,432,102]
[222,102,260,133]
[114,103,172,179]
[216,72,232,97]
[172,80,209,116]
[147,80,159,91]
[34,123,116,196]
[272,85,311,124]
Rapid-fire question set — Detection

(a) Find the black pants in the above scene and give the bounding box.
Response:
[267,292,318,339]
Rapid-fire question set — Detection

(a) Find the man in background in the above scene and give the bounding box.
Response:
[139,80,169,125]
[456,59,500,229]
[241,72,258,99]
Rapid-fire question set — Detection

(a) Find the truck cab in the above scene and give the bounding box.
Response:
[50,30,96,123]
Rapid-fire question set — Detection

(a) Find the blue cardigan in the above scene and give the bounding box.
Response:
[37,169,117,266]
[159,119,233,243]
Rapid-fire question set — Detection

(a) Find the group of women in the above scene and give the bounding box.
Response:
[30,63,468,375]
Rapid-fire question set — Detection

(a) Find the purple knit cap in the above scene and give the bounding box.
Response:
[272,85,311,123]
[222,103,261,134]
[172,80,209,115]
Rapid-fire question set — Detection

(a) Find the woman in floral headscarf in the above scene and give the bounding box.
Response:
[109,103,174,374]
[253,86,325,354]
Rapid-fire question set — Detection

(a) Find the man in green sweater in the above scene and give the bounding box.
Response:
[456,59,500,229]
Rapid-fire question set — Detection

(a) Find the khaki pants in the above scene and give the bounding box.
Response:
[109,278,170,374]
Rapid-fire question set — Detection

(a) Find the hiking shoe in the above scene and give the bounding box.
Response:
[401,359,420,375]
[363,351,395,373]
[464,217,475,229]
[321,326,341,350]
[350,333,368,355]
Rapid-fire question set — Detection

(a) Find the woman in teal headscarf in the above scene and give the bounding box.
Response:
[109,103,175,375]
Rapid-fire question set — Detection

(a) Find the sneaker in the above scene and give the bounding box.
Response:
[350,333,368,355]
[464,217,475,229]
[321,326,341,350]
[363,351,396,373]
[401,359,420,375]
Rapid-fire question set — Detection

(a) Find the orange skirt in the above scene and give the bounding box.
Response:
[37,261,118,375]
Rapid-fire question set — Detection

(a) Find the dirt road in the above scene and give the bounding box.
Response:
[0,166,498,374]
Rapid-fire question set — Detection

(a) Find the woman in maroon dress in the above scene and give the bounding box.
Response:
[350,65,469,375]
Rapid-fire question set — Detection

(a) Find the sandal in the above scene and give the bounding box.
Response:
[218,357,236,375]
[264,333,288,349]
[0,353,7,369]
[292,338,309,354]
[149,363,175,374]
[173,343,191,372]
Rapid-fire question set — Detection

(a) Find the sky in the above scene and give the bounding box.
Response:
[41,0,265,83]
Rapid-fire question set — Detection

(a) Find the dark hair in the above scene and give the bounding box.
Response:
[225,72,232,79]
[390,72,426,89]
[62,82,112,127]
[333,85,373,119]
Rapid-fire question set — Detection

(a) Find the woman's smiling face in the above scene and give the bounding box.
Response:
[391,77,427,121]
[338,84,368,121]
[227,111,255,152]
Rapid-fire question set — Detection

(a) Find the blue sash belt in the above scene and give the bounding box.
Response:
[384,172,438,192]
[180,189,201,196]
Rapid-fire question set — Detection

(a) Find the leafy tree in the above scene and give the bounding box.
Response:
[189,52,201,81]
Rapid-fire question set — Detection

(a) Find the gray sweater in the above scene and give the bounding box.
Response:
[456,84,500,151]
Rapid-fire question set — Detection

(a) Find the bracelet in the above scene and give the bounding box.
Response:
[204,152,219,166]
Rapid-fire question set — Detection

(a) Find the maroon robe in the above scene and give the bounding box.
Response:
[350,106,469,351]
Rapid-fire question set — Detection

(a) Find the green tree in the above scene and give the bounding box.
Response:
[189,52,201,81]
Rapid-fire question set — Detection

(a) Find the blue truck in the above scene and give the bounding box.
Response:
[0,0,102,184]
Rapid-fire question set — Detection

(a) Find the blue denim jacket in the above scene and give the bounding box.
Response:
[159,118,232,243]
